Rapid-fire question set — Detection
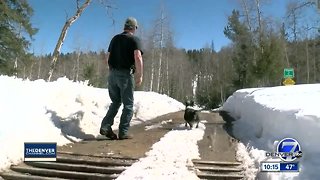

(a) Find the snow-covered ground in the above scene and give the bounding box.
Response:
[1,75,318,179]
[0,76,195,174]
[223,84,320,180]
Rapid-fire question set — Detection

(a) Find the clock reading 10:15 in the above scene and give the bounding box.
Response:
[261,162,280,172]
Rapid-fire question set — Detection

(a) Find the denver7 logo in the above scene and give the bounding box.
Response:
[277,138,301,162]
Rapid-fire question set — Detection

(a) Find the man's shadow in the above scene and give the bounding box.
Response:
[46,109,95,142]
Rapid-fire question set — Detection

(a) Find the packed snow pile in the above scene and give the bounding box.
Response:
[222,84,320,179]
[0,76,184,171]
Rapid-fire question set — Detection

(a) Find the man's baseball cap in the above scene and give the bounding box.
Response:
[124,17,138,30]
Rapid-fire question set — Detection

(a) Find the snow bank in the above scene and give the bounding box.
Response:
[0,76,184,171]
[222,84,320,179]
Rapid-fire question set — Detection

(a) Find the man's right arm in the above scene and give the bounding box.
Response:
[134,49,143,86]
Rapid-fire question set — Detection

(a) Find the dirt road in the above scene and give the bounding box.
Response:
[58,111,238,162]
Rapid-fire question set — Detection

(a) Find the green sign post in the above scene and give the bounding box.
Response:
[283,68,294,78]
[283,68,295,85]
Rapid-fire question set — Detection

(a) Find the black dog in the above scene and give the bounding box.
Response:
[184,100,200,129]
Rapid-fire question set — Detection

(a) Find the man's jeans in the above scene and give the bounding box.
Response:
[100,69,134,137]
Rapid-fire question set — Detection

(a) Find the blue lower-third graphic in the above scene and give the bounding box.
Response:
[24,142,57,161]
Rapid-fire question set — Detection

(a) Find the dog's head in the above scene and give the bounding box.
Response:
[185,100,194,108]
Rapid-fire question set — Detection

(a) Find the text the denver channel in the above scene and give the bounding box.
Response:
[24,142,57,161]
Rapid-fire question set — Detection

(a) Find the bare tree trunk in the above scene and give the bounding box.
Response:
[149,48,155,91]
[37,57,42,79]
[23,67,26,79]
[192,74,198,99]
[156,33,163,92]
[72,57,76,81]
[293,14,297,42]
[47,0,91,82]
[76,51,80,81]
[284,43,290,67]
[14,57,18,76]
[306,40,310,83]
[255,0,264,54]
[241,0,252,31]
[313,41,316,82]
[156,10,166,93]
[63,58,67,75]
[14,24,22,77]
[165,50,169,95]
[29,62,34,79]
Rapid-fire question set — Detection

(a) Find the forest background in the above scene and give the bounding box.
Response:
[1,0,319,108]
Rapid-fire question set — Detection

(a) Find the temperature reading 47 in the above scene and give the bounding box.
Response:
[286,163,295,170]
[280,162,299,172]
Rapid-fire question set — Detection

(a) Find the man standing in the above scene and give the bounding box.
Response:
[100,17,143,140]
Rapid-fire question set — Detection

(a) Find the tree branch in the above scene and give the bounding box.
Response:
[47,0,91,81]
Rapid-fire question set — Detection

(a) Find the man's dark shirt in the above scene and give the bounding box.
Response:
[108,32,143,70]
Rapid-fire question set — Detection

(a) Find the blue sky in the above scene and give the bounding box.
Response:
[27,0,294,55]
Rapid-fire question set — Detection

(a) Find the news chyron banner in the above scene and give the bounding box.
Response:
[24,142,57,161]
